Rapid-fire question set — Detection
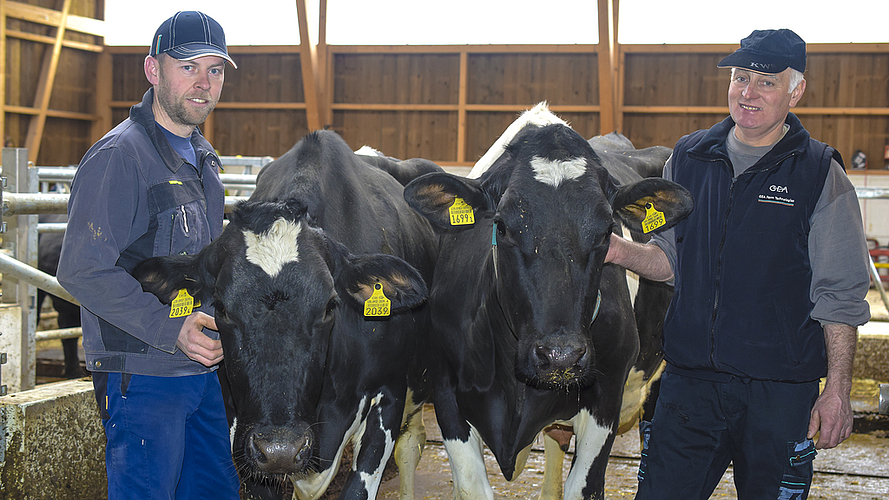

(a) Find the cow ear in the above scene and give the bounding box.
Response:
[131,227,231,304]
[610,178,693,234]
[404,172,491,231]
[337,253,428,315]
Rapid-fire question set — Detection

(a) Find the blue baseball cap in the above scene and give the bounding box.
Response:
[149,11,237,69]
[717,29,806,74]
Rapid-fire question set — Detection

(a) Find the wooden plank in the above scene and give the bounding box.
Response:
[5,104,96,121]
[5,29,102,52]
[457,51,467,164]
[91,50,112,144]
[24,0,72,163]
[0,1,6,147]
[5,1,104,37]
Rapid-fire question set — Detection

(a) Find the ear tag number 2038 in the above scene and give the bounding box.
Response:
[364,283,391,318]
[449,197,474,226]
[642,203,666,234]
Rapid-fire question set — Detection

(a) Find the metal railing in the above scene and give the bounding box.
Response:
[0,149,267,394]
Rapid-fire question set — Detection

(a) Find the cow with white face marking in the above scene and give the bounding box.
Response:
[132,130,437,500]
[403,103,693,500]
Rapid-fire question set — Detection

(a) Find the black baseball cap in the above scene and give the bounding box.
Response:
[717,29,806,74]
[149,11,237,69]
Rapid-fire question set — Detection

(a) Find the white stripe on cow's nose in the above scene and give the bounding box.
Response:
[244,218,301,277]
[531,156,586,187]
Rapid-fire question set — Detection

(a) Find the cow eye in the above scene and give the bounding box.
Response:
[493,218,514,246]
[323,296,339,319]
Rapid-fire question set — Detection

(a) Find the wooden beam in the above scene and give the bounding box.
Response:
[24,0,72,163]
[92,50,113,144]
[1,0,6,147]
[316,0,332,127]
[6,28,103,52]
[596,0,618,134]
[457,51,468,164]
[295,0,322,131]
[5,1,105,37]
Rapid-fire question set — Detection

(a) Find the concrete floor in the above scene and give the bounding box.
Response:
[376,405,889,500]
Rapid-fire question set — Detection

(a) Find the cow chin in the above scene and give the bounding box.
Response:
[236,422,316,481]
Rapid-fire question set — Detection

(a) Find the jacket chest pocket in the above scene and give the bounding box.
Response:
[148,179,209,257]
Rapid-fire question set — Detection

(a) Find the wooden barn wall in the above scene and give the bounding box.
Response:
[4,0,99,166]
[621,50,889,168]
[332,51,600,163]
[23,43,889,169]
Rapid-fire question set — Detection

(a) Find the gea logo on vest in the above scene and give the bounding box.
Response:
[759,185,794,207]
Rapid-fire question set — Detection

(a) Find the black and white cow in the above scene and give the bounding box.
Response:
[403,103,692,499]
[133,130,438,500]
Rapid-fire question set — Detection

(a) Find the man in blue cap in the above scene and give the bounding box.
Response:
[607,29,871,499]
[59,11,240,499]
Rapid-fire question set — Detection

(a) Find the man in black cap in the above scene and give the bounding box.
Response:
[607,29,870,499]
[59,11,240,499]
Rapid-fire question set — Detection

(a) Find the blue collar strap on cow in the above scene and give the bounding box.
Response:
[591,290,602,325]
[492,222,500,280]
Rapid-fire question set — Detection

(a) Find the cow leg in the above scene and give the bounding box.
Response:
[441,425,493,500]
[394,395,426,500]
[340,392,402,499]
[539,431,565,500]
[563,409,614,500]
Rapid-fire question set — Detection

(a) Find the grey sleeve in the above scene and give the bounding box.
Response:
[648,155,678,277]
[808,159,871,327]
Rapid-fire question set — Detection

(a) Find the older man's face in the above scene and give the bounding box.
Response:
[728,67,804,147]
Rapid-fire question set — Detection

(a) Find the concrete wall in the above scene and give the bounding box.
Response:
[0,379,106,499]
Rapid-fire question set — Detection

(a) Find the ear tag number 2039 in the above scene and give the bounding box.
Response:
[642,203,666,234]
[449,197,475,226]
[364,283,391,318]
[170,289,197,318]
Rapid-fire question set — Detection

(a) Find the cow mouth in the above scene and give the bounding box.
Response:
[516,336,596,390]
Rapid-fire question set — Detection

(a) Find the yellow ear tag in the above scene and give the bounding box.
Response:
[364,283,391,317]
[642,203,666,234]
[170,289,195,318]
[449,197,475,226]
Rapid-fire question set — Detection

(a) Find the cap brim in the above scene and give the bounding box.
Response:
[167,44,237,69]
[717,51,788,74]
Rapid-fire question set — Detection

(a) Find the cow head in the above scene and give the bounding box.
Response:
[404,103,691,391]
[132,198,428,480]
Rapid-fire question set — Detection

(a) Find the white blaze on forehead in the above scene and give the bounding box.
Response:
[243,218,301,277]
[531,156,587,187]
[468,101,567,179]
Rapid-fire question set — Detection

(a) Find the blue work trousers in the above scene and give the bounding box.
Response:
[635,370,820,500]
[93,371,240,500]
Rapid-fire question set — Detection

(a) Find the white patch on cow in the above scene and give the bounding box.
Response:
[563,409,611,500]
[531,156,587,187]
[395,389,426,499]
[442,424,494,500]
[229,416,237,450]
[620,361,665,431]
[540,431,566,500]
[468,101,568,179]
[292,395,370,499]
[354,145,383,157]
[243,218,301,278]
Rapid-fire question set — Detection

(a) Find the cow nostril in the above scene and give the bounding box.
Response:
[535,344,586,371]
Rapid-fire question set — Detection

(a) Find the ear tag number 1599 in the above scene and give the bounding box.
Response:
[449,197,475,226]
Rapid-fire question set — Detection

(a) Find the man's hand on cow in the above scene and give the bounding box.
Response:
[176,311,224,367]
[807,383,853,449]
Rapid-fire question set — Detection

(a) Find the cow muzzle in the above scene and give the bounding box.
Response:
[245,425,314,476]
[519,334,593,389]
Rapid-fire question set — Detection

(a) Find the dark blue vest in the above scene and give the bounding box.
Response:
[665,114,837,382]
